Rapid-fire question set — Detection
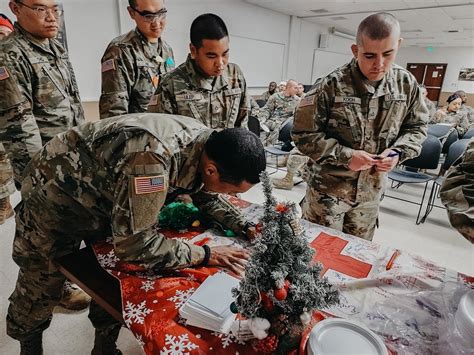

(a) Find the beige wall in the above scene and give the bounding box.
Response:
[82,102,100,122]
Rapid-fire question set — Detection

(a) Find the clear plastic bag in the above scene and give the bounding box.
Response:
[359,282,473,354]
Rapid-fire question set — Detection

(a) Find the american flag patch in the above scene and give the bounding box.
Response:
[101,59,116,73]
[134,175,165,195]
[0,66,10,81]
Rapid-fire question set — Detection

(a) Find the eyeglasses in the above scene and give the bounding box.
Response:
[16,1,63,19]
[131,7,167,23]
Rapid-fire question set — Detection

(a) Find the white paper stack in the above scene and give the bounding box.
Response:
[179,272,239,334]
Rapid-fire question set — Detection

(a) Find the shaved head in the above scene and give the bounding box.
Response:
[356,12,400,46]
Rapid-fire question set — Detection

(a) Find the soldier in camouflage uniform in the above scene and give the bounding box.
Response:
[261,81,277,103]
[440,138,474,242]
[292,13,428,240]
[431,94,472,137]
[455,90,474,118]
[0,0,90,315]
[420,85,436,119]
[148,13,250,129]
[8,113,265,354]
[257,79,300,145]
[99,0,175,118]
[0,13,15,224]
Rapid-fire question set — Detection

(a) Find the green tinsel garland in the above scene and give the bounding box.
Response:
[158,202,201,229]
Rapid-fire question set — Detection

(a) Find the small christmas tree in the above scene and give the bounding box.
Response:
[232,172,339,353]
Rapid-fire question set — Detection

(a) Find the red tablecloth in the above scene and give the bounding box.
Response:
[92,197,472,354]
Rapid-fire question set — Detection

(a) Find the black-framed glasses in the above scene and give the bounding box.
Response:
[16,1,63,19]
[131,7,167,23]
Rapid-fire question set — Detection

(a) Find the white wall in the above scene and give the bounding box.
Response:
[396,46,474,94]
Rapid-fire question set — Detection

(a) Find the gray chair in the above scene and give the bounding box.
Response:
[385,135,442,224]
[427,123,451,138]
[420,138,471,223]
[264,119,293,174]
[256,99,266,108]
[462,128,474,139]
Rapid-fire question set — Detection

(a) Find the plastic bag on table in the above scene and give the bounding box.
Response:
[359,281,473,354]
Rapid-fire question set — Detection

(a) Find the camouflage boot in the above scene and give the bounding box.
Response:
[91,328,122,355]
[0,196,14,225]
[272,171,294,190]
[20,333,43,355]
[59,280,91,311]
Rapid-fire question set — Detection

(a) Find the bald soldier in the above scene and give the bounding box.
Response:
[99,0,175,118]
[440,138,474,242]
[257,79,300,145]
[8,113,265,354]
[148,13,249,129]
[293,12,428,240]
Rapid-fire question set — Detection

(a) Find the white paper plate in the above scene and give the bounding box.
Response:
[307,318,388,355]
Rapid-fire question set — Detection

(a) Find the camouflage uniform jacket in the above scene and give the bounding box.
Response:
[0,23,84,182]
[99,28,175,118]
[424,97,437,119]
[431,108,472,137]
[440,138,474,242]
[293,59,428,203]
[257,92,300,128]
[18,113,248,269]
[148,55,249,129]
[261,90,275,102]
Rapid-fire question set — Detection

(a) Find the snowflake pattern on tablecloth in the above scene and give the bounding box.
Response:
[123,300,153,327]
[186,274,197,282]
[160,333,198,355]
[211,332,246,348]
[97,250,119,268]
[135,334,145,347]
[167,288,195,309]
[141,280,155,292]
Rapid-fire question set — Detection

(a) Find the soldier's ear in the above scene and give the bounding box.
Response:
[190,43,197,59]
[127,6,136,21]
[351,44,358,58]
[9,1,21,16]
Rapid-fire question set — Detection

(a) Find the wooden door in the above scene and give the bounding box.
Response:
[406,63,447,104]
[407,63,426,83]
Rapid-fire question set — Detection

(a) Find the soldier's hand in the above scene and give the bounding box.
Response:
[373,149,399,172]
[208,246,250,277]
[348,150,377,171]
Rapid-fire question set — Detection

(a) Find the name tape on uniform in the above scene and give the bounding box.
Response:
[101,59,116,73]
[224,88,242,96]
[176,93,202,101]
[299,95,315,107]
[334,96,362,105]
[134,175,165,195]
[386,94,407,101]
[0,66,10,81]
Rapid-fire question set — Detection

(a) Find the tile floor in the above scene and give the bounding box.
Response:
[0,169,472,354]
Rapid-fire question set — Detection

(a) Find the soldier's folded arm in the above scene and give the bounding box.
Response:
[0,54,42,177]
[292,89,354,167]
[99,45,134,119]
[191,190,249,236]
[256,95,275,123]
[110,152,205,270]
[389,87,428,163]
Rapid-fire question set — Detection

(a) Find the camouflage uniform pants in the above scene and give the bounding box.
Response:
[302,186,378,241]
[261,117,289,145]
[7,204,121,341]
[0,143,16,199]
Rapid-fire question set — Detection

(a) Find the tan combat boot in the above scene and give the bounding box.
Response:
[276,155,288,167]
[59,280,91,311]
[272,171,294,190]
[0,196,14,225]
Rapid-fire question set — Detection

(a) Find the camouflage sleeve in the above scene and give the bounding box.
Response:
[111,149,205,270]
[454,112,472,137]
[0,51,43,182]
[99,45,134,119]
[440,139,474,242]
[431,109,445,124]
[257,94,275,123]
[390,85,428,162]
[0,142,15,199]
[236,71,249,128]
[292,87,354,166]
[147,76,177,114]
[191,190,248,235]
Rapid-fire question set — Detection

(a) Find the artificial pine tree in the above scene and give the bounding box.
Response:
[232,172,339,353]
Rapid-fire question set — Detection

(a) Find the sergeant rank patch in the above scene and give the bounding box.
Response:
[0,66,10,80]
[134,175,165,195]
